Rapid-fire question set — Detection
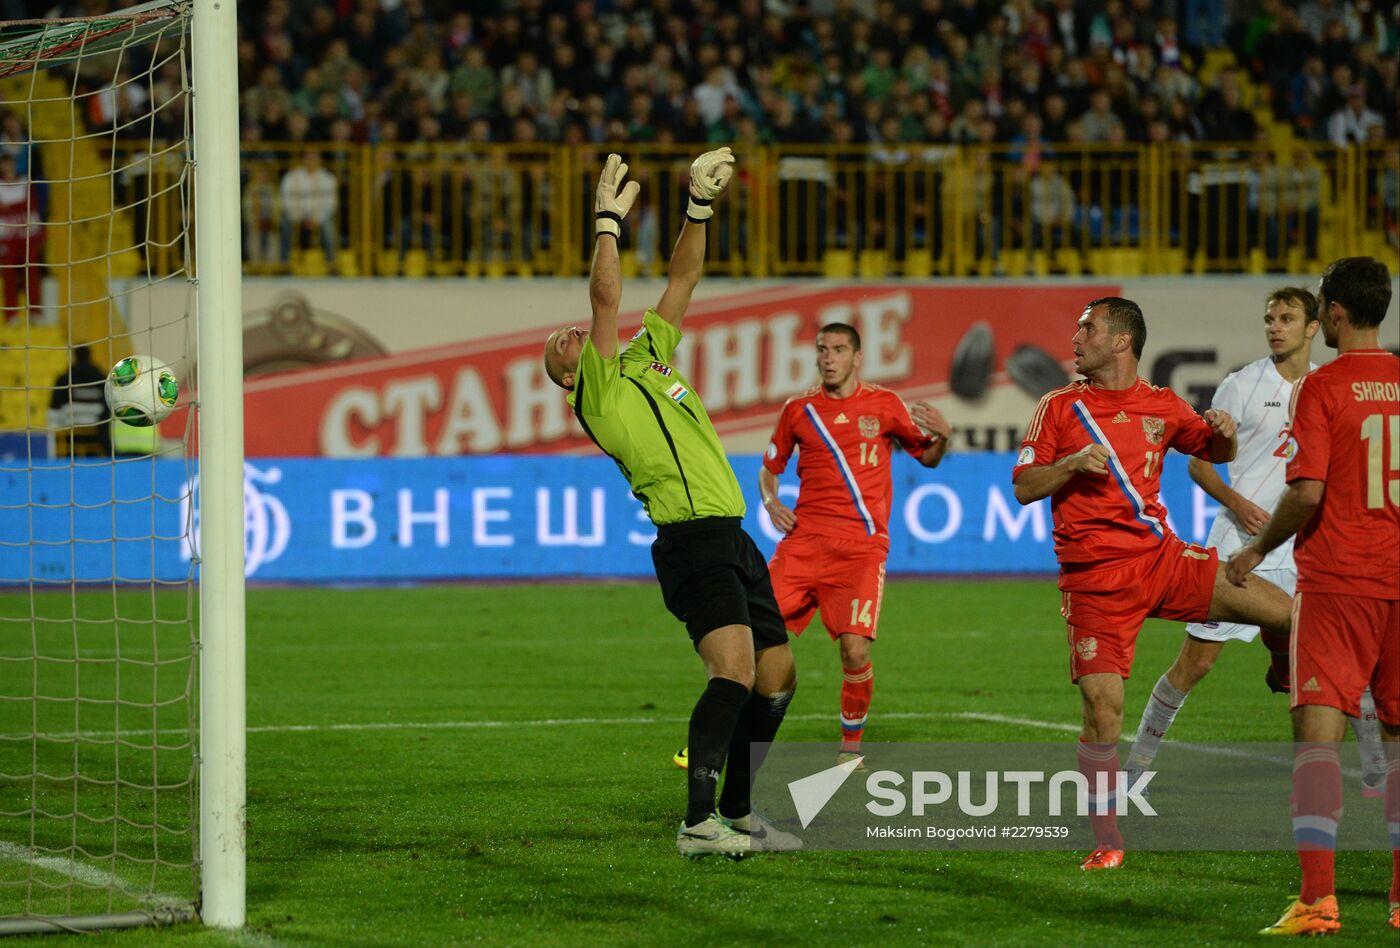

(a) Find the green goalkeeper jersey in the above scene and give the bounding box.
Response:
[568,308,745,526]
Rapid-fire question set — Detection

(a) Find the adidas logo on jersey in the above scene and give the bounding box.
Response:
[834,413,850,424]
[1113,411,1130,424]
[1301,677,1321,692]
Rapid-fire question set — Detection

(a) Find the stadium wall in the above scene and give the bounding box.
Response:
[125,275,1399,458]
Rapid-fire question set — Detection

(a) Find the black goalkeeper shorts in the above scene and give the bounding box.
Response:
[651,517,789,651]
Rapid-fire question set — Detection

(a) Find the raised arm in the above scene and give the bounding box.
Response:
[590,154,640,360]
[655,146,735,328]
[588,236,622,359]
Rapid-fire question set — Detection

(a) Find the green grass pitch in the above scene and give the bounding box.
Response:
[1,581,1393,946]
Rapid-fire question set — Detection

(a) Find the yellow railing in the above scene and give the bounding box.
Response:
[132,141,1400,278]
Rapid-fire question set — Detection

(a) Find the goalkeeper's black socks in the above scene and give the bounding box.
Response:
[718,687,794,820]
[685,677,751,828]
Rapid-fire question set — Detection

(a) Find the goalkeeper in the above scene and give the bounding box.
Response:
[543,149,799,858]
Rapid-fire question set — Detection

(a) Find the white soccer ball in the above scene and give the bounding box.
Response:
[105,355,179,427]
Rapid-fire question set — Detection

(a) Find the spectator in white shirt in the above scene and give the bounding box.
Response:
[1327,83,1385,146]
[693,63,740,128]
[279,150,338,270]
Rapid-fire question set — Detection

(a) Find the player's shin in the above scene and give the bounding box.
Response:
[686,678,751,828]
[1385,741,1399,904]
[1259,626,1292,692]
[1126,674,1188,774]
[839,662,873,753]
[718,687,794,820]
[1351,689,1387,796]
[1291,741,1343,904]
[1077,738,1125,850]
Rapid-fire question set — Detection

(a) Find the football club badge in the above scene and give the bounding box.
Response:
[858,415,881,438]
[1142,416,1165,445]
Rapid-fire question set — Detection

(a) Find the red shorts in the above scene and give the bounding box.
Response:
[1291,591,1400,725]
[767,532,887,640]
[1059,535,1218,682]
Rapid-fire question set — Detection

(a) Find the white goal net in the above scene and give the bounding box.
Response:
[0,2,230,934]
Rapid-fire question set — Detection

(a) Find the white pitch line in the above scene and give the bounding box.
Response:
[249,709,987,734]
[11,710,963,741]
[11,706,1339,777]
[952,711,1364,779]
[0,840,185,908]
[953,712,1082,734]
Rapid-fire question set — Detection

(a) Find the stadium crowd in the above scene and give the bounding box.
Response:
[213,0,1399,149]
[27,1,1399,274]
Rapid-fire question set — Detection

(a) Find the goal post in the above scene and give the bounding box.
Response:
[0,0,245,933]
[192,0,246,930]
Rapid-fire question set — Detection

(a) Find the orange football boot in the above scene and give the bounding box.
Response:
[1079,848,1125,871]
[1259,896,1341,936]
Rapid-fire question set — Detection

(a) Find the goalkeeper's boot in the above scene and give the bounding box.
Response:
[836,751,868,772]
[1359,770,1385,799]
[676,815,749,859]
[1259,895,1340,936]
[672,746,688,769]
[721,810,803,853]
[1265,665,1290,695]
[1389,903,1399,931]
[1079,848,1125,871]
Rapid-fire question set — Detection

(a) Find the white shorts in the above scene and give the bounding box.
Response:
[1185,567,1296,643]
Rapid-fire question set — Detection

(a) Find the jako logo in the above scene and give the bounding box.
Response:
[181,462,291,577]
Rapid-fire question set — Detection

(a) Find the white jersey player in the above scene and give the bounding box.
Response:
[1126,288,1387,794]
[1188,352,1316,636]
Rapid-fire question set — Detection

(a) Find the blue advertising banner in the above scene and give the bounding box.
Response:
[0,454,1224,584]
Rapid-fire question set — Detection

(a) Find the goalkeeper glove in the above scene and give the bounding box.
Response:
[686,146,735,222]
[595,153,640,239]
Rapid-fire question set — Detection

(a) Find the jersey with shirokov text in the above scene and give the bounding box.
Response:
[1205,356,1317,570]
[1286,349,1400,601]
[1013,378,1216,564]
[763,383,933,549]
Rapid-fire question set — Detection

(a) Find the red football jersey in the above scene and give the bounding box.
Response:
[1013,378,1216,564]
[1286,349,1400,601]
[764,383,933,548]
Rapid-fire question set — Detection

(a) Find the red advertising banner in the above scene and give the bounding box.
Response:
[241,283,1116,458]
